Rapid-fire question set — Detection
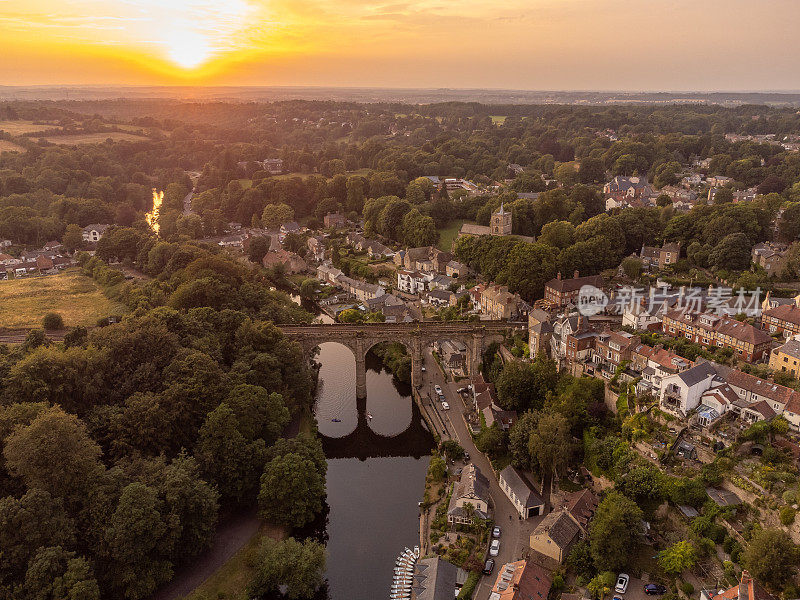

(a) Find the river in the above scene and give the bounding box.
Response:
[314,339,435,600]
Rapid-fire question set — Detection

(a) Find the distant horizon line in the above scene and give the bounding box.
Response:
[2,84,800,94]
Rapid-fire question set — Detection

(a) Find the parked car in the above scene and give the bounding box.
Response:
[421,365,426,372]
[434,385,442,394]
[644,584,667,595]
[441,401,450,410]
[483,559,495,575]
[463,451,470,461]
[615,574,629,594]
[492,526,501,538]
[489,539,500,557]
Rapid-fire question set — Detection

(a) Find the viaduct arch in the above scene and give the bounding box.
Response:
[280,321,526,398]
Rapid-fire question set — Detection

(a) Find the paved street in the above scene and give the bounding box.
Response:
[418,350,544,600]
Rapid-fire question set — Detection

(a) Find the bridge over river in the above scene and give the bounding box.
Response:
[280,320,526,398]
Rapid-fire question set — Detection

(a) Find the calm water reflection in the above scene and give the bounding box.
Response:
[313,341,434,600]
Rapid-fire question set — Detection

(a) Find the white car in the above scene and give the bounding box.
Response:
[615,574,630,594]
[441,401,450,410]
[434,385,442,395]
[489,539,500,557]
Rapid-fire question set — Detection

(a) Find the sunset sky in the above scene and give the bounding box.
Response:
[1,0,799,90]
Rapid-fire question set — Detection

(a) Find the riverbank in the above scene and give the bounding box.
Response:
[370,341,412,384]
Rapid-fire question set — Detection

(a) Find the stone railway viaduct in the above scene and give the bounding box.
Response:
[279,321,526,398]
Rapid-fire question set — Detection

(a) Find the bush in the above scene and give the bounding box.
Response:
[779,506,796,526]
[680,582,695,595]
[42,312,64,330]
[457,571,481,599]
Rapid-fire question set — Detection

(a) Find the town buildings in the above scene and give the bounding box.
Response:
[543,272,603,308]
[447,464,491,525]
[762,304,800,338]
[488,560,551,600]
[498,466,545,519]
[411,557,459,600]
[702,570,776,600]
[661,310,773,362]
[751,242,789,275]
[323,212,348,228]
[480,284,527,321]
[528,489,597,564]
[261,158,283,174]
[658,359,800,429]
[639,242,681,270]
[769,338,800,377]
[457,204,534,242]
[603,175,654,201]
[394,246,452,274]
[262,248,307,274]
[82,224,110,243]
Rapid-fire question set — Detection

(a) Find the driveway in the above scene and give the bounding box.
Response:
[615,575,664,600]
[419,350,543,600]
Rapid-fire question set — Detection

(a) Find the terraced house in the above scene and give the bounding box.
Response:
[761,303,800,338]
[662,310,773,362]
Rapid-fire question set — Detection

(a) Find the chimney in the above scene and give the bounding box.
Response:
[557,272,561,280]
[574,270,579,279]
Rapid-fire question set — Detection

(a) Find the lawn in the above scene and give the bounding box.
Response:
[181,523,285,600]
[0,269,127,328]
[42,132,148,145]
[438,219,466,251]
[0,140,25,153]
[0,120,60,135]
[490,116,507,125]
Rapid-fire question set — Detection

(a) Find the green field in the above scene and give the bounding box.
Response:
[0,140,25,153]
[0,269,127,328]
[490,115,507,125]
[43,132,148,145]
[0,120,60,135]
[438,219,466,251]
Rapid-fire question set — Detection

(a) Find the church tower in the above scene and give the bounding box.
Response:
[491,203,513,236]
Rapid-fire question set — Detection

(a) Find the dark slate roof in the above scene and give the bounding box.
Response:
[500,466,544,508]
[677,361,720,387]
[532,509,581,550]
[414,557,458,600]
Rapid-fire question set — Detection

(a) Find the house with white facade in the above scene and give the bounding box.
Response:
[499,466,545,519]
[82,224,110,243]
[397,269,434,295]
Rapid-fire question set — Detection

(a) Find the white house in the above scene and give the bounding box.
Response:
[397,269,433,295]
[447,464,491,525]
[658,361,721,416]
[499,466,545,519]
[82,224,110,242]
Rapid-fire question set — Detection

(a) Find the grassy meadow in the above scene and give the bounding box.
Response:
[0,269,126,328]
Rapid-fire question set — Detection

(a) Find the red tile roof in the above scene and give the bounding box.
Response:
[763,304,800,326]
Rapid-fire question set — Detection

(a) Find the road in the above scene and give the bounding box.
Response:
[418,350,544,600]
[182,189,194,215]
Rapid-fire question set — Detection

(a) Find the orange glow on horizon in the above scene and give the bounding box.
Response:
[2,0,800,90]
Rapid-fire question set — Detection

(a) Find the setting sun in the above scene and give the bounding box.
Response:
[165,29,214,70]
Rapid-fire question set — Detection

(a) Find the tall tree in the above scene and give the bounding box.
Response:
[248,537,326,600]
[104,482,173,600]
[589,491,643,572]
[742,528,799,591]
[527,412,575,481]
[3,407,102,502]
